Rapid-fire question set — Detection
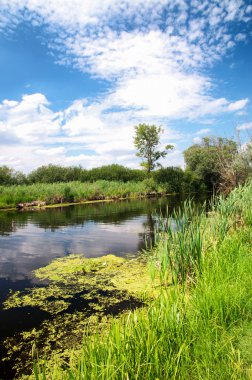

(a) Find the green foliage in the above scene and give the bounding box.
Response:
[0,165,26,185]
[154,167,207,194]
[184,137,252,192]
[218,142,252,193]
[86,164,145,182]
[182,168,207,193]
[0,166,14,185]
[33,181,252,379]
[154,166,184,193]
[4,253,158,377]
[142,177,158,192]
[134,123,173,174]
[27,164,145,184]
[155,200,204,285]
[1,134,249,196]
[28,165,86,183]
[63,186,74,202]
[0,181,165,208]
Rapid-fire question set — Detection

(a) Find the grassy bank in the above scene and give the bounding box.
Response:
[32,181,252,379]
[0,180,167,209]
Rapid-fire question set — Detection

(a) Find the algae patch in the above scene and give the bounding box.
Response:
[2,253,159,378]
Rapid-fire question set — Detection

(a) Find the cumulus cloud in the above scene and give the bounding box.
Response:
[0,93,182,171]
[0,93,60,143]
[0,1,251,170]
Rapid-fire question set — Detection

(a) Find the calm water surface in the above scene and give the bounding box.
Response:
[0,196,185,293]
[0,195,187,378]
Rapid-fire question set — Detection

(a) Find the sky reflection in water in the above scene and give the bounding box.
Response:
[0,197,182,284]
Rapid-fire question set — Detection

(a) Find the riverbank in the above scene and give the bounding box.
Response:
[0,180,168,209]
[0,196,178,379]
[32,181,252,379]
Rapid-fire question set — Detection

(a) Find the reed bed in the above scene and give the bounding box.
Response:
[0,180,166,208]
[33,181,252,379]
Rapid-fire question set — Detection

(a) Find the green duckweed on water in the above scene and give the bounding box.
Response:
[2,253,160,378]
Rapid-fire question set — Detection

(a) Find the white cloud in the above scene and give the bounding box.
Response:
[237,122,252,131]
[0,92,186,171]
[0,93,60,143]
[0,1,251,78]
[193,137,202,144]
[0,1,251,171]
[0,89,249,172]
[228,98,249,111]
[235,33,246,41]
[107,70,208,118]
[196,128,211,135]
[35,147,66,156]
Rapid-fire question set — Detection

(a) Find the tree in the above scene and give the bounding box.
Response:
[217,141,252,193]
[154,167,184,193]
[183,137,240,192]
[87,164,145,182]
[134,123,173,174]
[0,166,14,185]
[0,166,27,185]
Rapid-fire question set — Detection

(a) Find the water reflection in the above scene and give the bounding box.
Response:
[0,196,182,285]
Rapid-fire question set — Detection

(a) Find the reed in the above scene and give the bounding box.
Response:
[33,181,252,380]
[153,200,205,286]
[0,180,167,208]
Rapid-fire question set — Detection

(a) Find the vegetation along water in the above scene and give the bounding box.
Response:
[0,195,185,379]
[0,132,251,378]
[1,0,252,376]
[0,134,251,209]
[0,180,251,378]
[30,180,252,379]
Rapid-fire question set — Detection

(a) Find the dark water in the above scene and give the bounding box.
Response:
[0,196,186,291]
[0,195,188,378]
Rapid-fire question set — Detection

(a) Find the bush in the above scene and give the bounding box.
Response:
[154,167,184,193]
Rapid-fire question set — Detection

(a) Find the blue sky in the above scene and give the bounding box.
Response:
[0,0,251,172]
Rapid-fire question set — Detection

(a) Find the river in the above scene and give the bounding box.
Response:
[0,195,186,378]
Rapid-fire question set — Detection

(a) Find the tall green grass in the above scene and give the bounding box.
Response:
[153,200,205,286]
[33,181,252,379]
[0,180,167,208]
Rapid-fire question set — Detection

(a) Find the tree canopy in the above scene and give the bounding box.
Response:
[134,123,173,174]
[0,166,26,185]
[184,137,239,191]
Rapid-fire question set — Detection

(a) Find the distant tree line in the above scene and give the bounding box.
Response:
[0,164,146,185]
[0,136,251,194]
[0,166,27,186]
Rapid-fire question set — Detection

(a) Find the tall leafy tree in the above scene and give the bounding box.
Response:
[134,123,173,174]
[184,137,239,192]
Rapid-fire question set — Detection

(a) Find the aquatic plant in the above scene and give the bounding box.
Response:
[31,181,252,379]
[153,200,205,286]
[3,254,160,377]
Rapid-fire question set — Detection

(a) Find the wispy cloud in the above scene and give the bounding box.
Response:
[196,128,211,135]
[237,122,252,130]
[0,1,251,170]
[228,99,249,111]
[193,137,202,144]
